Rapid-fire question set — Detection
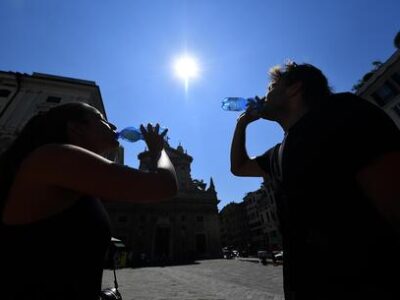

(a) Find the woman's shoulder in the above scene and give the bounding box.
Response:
[23,143,109,166]
[27,143,95,158]
[18,143,112,182]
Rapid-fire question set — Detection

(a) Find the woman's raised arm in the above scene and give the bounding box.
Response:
[20,143,178,203]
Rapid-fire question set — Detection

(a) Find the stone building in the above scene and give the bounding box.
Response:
[104,143,222,265]
[258,181,281,251]
[356,41,400,128]
[219,182,281,256]
[219,201,250,252]
[242,183,281,253]
[0,71,107,153]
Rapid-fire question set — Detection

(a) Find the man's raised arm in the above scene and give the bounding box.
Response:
[230,110,267,178]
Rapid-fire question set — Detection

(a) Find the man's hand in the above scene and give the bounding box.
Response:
[237,96,264,126]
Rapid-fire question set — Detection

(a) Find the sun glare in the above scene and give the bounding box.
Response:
[174,56,199,80]
[173,55,199,92]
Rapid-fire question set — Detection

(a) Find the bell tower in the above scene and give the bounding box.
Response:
[138,142,194,191]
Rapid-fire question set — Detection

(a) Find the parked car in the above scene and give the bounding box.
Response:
[274,251,283,262]
[232,250,239,257]
[257,250,268,265]
[222,248,234,259]
[258,250,283,265]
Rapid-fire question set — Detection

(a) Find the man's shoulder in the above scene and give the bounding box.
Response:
[328,92,373,109]
[324,92,391,122]
[329,92,359,100]
[324,92,399,142]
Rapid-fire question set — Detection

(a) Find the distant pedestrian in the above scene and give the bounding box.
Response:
[0,102,177,299]
[230,61,400,299]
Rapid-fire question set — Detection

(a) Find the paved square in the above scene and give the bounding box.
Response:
[102,258,284,300]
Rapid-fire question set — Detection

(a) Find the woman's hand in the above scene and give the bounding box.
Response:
[140,123,167,156]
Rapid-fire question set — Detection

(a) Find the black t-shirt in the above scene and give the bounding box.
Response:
[257,93,400,297]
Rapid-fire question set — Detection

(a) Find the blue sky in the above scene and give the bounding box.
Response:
[1,0,399,210]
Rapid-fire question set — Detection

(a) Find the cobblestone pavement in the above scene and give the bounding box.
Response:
[102,258,284,300]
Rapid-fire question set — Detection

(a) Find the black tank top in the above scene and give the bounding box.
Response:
[0,196,111,300]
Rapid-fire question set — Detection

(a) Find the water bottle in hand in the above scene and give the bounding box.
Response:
[221,97,263,112]
[116,127,143,143]
[116,126,168,143]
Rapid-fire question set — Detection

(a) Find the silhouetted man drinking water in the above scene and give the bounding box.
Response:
[230,61,400,299]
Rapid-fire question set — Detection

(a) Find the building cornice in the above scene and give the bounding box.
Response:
[357,49,400,96]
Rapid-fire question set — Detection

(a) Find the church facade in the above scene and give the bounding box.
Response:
[104,143,222,265]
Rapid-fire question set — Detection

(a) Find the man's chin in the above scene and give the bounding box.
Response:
[260,111,276,121]
[262,115,275,121]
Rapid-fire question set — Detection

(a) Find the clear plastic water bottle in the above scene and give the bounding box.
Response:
[116,127,143,143]
[116,126,167,143]
[221,97,263,112]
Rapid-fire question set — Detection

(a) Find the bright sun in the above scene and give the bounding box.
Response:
[173,55,199,82]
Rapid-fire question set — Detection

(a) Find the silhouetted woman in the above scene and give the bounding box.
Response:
[0,102,177,299]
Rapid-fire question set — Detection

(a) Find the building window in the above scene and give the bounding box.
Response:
[181,215,186,222]
[392,103,400,118]
[371,81,398,106]
[46,96,62,103]
[391,72,400,86]
[196,216,204,223]
[0,89,11,98]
